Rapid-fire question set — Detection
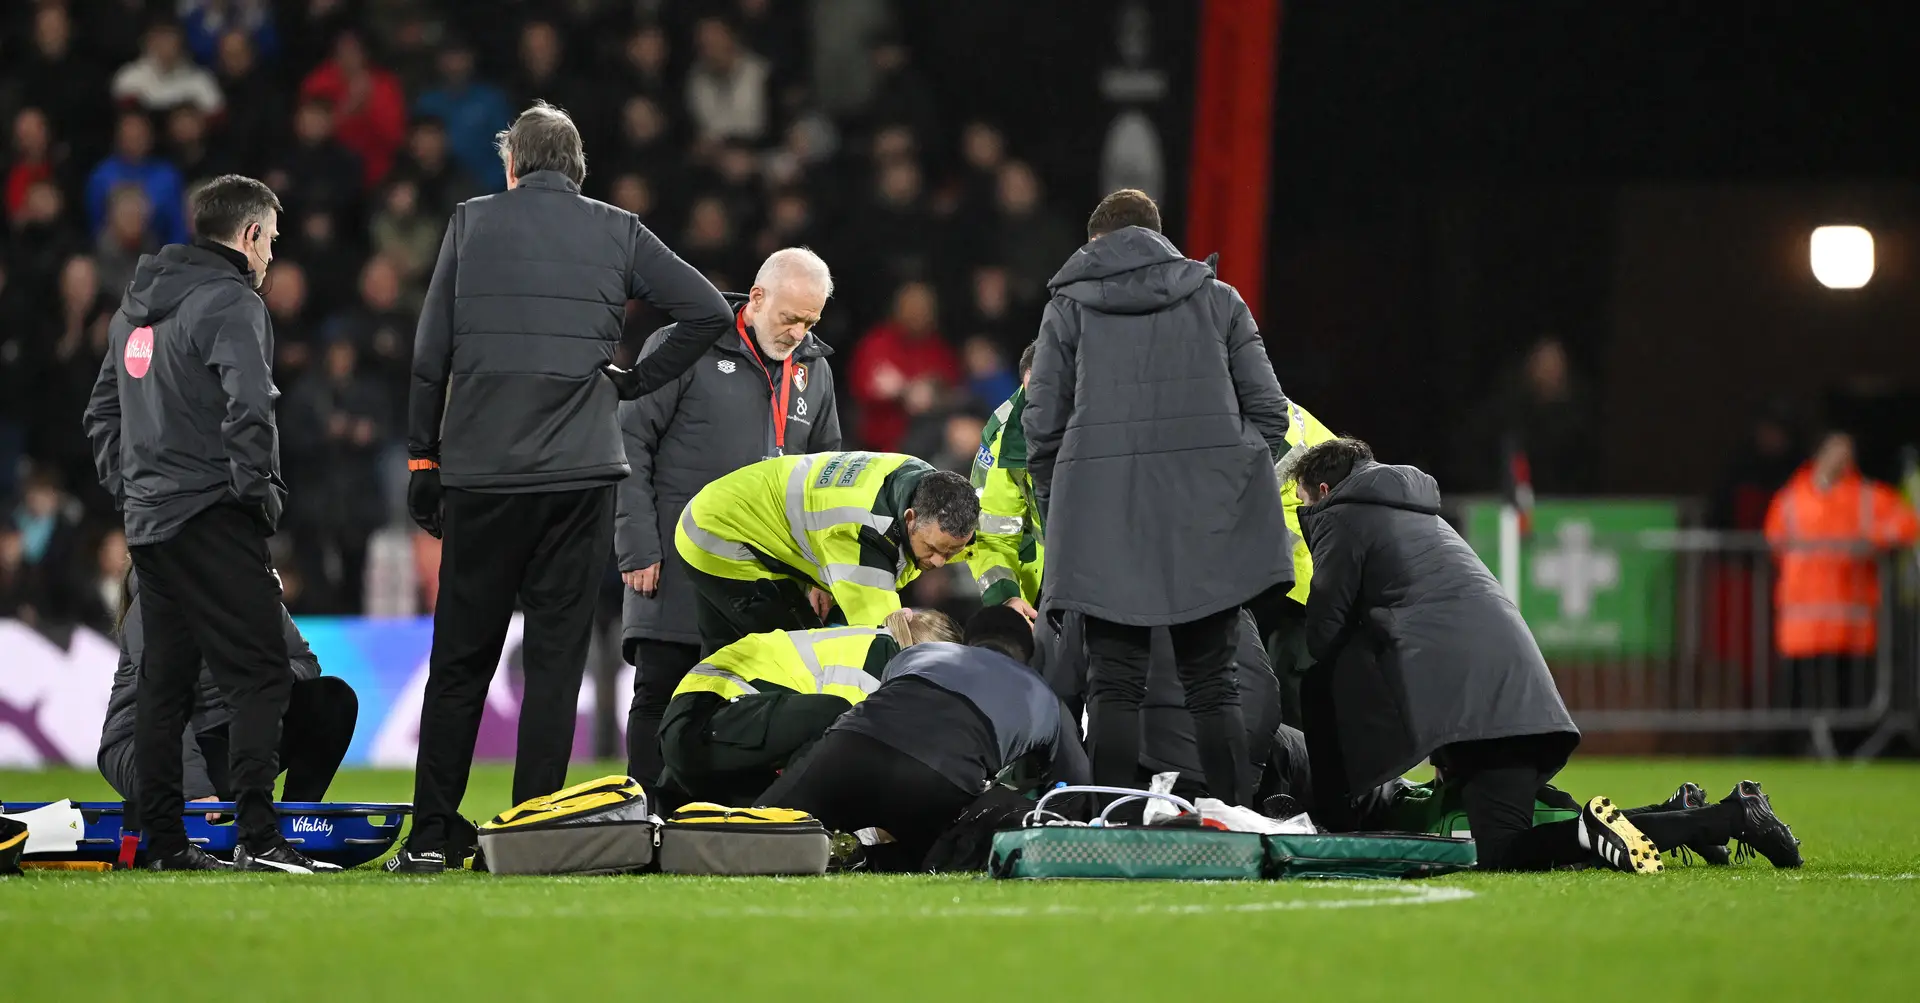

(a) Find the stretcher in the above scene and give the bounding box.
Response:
[0,800,410,869]
[988,786,1477,880]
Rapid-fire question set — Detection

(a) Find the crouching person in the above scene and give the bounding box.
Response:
[98,571,358,812]
[659,610,960,807]
[1292,438,1657,874]
[758,606,1091,869]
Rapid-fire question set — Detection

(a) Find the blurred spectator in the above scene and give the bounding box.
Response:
[370,178,441,301]
[287,209,359,320]
[324,254,415,397]
[17,5,112,163]
[180,0,281,65]
[6,181,87,299]
[933,407,989,475]
[6,109,61,221]
[164,105,237,187]
[264,260,316,382]
[281,337,390,614]
[88,527,130,634]
[607,172,655,220]
[391,118,483,219]
[990,160,1079,306]
[33,256,116,500]
[1483,336,1599,494]
[1711,404,1801,531]
[111,22,225,116]
[845,155,938,321]
[414,38,514,192]
[955,264,1019,356]
[0,261,28,486]
[679,195,748,290]
[961,335,1016,409]
[300,31,408,187]
[687,17,770,145]
[863,36,940,142]
[754,188,818,261]
[706,142,765,233]
[850,281,961,451]
[269,100,364,221]
[0,520,42,625]
[1764,432,1920,708]
[736,0,808,91]
[513,21,598,153]
[94,185,157,301]
[86,111,187,245]
[605,96,683,204]
[214,29,287,176]
[616,24,680,111]
[8,464,89,626]
[957,121,1007,217]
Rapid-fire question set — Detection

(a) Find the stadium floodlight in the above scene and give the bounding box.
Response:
[1811,225,1874,289]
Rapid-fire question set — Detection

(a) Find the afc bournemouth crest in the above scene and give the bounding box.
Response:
[792,364,808,392]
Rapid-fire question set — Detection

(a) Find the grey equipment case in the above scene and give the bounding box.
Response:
[657,803,831,876]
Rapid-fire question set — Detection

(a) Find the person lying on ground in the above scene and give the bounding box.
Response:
[98,570,358,812]
[657,609,960,808]
[757,605,1090,870]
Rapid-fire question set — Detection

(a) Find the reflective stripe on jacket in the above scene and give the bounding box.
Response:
[966,388,1045,606]
[674,451,931,625]
[1277,401,1338,603]
[1764,464,1919,657]
[673,626,892,705]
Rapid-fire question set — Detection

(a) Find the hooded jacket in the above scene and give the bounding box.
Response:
[84,241,284,545]
[617,294,841,647]
[1023,226,1295,625]
[407,171,733,490]
[1299,461,1578,793]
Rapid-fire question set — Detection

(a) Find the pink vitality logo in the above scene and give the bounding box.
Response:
[124,326,154,378]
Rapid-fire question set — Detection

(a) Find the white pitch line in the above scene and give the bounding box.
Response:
[673,882,1477,920]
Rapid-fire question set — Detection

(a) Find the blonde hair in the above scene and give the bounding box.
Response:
[883,608,961,647]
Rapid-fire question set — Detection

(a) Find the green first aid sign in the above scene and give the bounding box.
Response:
[1464,500,1677,656]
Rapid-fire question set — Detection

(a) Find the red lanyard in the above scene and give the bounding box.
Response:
[738,310,794,450]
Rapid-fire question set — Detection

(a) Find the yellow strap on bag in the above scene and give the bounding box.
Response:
[666,803,818,827]
[482,775,645,831]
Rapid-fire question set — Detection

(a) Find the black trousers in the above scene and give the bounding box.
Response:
[408,486,613,852]
[759,729,977,870]
[102,676,359,804]
[624,639,700,784]
[1434,734,1585,872]
[657,690,850,806]
[686,566,823,657]
[1247,591,1311,730]
[128,503,291,854]
[1086,606,1249,805]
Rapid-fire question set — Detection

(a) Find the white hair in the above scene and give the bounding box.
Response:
[754,246,833,299]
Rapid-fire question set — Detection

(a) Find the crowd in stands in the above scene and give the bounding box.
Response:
[1,0,1085,623]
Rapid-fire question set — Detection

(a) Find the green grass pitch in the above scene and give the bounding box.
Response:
[3,758,1916,1001]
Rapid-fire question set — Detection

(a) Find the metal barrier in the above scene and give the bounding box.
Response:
[1497,526,1918,759]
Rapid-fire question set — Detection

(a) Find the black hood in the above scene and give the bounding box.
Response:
[1046,226,1213,315]
[1312,461,1444,516]
[715,290,832,360]
[121,244,250,326]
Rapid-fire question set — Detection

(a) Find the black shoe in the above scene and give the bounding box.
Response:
[1580,796,1663,875]
[1723,781,1802,868]
[384,847,447,874]
[145,845,234,871]
[1638,782,1732,866]
[234,840,343,874]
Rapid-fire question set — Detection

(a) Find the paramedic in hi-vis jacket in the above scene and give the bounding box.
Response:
[673,451,979,654]
[1247,398,1338,726]
[965,342,1045,621]
[615,248,842,785]
[658,610,961,806]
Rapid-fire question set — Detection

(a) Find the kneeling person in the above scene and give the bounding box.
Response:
[759,606,1091,868]
[660,610,960,806]
[98,572,358,841]
[674,451,977,654]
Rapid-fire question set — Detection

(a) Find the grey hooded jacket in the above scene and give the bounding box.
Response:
[1023,226,1295,625]
[1299,461,1579,792]
[84,241,284,545]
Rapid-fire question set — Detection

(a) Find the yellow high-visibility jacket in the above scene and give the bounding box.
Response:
[1278,401,1338,603]
[671,626,897,704]
[966,387,1044,606]
[675,452,933,626]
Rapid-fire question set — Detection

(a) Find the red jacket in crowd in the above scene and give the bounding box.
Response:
[849,321,962,452]
[299,62,407,188]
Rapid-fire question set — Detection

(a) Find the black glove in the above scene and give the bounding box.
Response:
[408,465,444,538]
[601,363,646,401]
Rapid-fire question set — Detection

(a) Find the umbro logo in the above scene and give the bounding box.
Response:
[717,359,737,374]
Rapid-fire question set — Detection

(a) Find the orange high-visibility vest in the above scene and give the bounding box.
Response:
[1764,466,1919,657]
